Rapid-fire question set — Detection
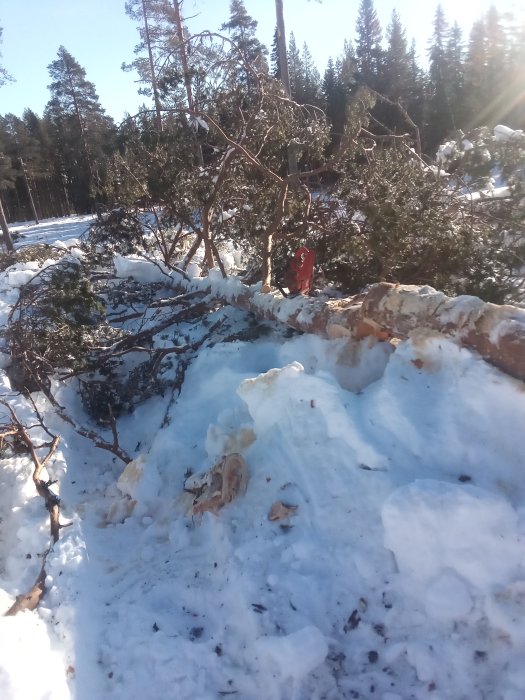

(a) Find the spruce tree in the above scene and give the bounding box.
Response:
[323,58,346,149]
[426,4,455,149]
[444,22,465,128]
[463,18,486,129]
[355,0,383,89]
[483,7,508,124]
[384,10,411,100]
[323,42,356,150]
[406,39,426,141]
[377,10,416,134]
[287,32,302,101]
[298,43,322,106]
[270,28,281,79]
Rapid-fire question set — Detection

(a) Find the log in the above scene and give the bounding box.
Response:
[185,278,525,383]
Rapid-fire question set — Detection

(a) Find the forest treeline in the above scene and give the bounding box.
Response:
[0,0,523,223]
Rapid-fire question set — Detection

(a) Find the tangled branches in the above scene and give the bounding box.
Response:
[5,258,110,392]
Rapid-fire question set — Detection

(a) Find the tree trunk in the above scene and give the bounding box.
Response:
[182,278,525,384]
[142,0,163,132]
[20,160,39,224]
[0,197,14,252]
[172,0,203,164]
[261,182,288,292]
[275,0,298,176]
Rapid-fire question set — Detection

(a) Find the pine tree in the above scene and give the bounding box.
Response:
[21,109,70,219]
[220,0,268,98]
[123,0,166,130]
[221,0,267,67]
[46,47,115,212]
[355,0,383,89]
[0,114,42,222]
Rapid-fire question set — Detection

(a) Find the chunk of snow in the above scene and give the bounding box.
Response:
[114,254,175,284]
[251,626,328,681]
[494,124,524,142]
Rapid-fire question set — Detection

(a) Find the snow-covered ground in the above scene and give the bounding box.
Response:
[10,214,95,247]
[1,218,525,700]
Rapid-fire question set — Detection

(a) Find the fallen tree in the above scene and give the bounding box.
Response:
[183,278,525,383]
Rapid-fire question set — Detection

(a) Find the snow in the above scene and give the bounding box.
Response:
[10,215,94,247]
[113,253,176,285]
[494,124,524,142]
[1,217,525,699]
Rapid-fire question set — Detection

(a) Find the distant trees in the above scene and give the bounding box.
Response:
[0,24,14,249]
[355,0,383,90]
[45,46,115,213]
[0,0,524,240]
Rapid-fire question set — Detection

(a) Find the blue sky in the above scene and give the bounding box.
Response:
[0,0,521,122]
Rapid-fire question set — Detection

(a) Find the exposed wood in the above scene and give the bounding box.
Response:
[185,279,525,383]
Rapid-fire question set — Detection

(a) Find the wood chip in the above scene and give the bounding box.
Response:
[268,500,298,521]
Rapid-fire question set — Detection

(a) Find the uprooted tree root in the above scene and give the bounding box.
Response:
[1,400,66,616]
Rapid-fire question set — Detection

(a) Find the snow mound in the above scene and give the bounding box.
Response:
[382,479,524,590]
